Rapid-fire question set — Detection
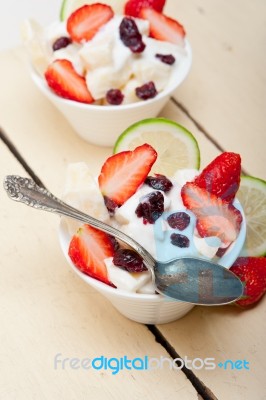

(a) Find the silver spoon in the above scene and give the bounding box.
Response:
[3,175,243,305]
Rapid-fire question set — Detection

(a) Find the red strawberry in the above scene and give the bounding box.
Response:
[44,59,94,104]
[98,144,157,207]
[124,0,165,18]
[181,182,242,244]
[67,4,114,43]
[68,224,115,286]
[139,8,185,46]
[230,257,266,307]
[194,152,241,203]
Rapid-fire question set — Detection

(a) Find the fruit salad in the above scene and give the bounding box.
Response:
[64,143,245,295]
[22,1,189,105]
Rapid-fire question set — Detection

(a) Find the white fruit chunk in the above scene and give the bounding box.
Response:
[193,236,221,259]
[104,258,151,292]
[21,18,51,75]
[62,162,110,233]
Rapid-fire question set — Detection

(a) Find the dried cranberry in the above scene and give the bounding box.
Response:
[167,212,190,230]
[108,235,120,251]
[145,174,173,192]
[52,36,71,51]
[103,196,118,214]
[113,249,147,272]
[106,89,124,105]
[135,81,157,100]
[155,53,176,65]
[170,233,190,248]
[135,191,164,224]
[216,247,228,258]
[119,17,146,53]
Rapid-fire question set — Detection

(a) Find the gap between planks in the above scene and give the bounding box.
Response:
[170,97,249,176]
[0,104,229,400]
[0,126,45,188]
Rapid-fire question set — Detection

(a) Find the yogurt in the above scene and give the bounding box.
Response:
[63,163,238,294]
[22,12,188,105]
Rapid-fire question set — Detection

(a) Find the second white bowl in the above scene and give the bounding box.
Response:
[31,41,192,147]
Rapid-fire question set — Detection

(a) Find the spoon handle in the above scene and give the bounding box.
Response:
[3,175,155,268]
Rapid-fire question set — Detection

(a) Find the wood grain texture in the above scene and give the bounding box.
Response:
[165,0,266,178]
[0,1,265,398]
[0,144,198,399]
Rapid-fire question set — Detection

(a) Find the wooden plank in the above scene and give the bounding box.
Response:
[0,146,198,399]
[160,97,266,400]
[162,2,266,397]
[0,53,201,397]
[158,303,266,400]
[0,16,265,397]
[165,0,266,178]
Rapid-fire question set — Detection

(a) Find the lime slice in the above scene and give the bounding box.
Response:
[60,0,124,20]
[113,118,200,176]
[237,175,266,256]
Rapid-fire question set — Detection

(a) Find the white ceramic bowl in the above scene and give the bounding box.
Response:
[31,40,192,147]
[58,202,246,325]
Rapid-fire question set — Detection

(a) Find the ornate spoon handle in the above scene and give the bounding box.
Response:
[3,175,155,268]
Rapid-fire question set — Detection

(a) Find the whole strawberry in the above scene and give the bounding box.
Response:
[124,0,166,18]
[230,257,266,307]
[194,152,241,202]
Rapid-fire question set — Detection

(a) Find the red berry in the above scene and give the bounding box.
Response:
[194,152,241,203]
[155,53,176,65]
[44,59,94,104]
[67,4,114,43]
[52,36,71,51]
[68,224,115,286]
[98,144,157,206]
[181,182,242,244]
[135,191,164,224]
[106,89,124,105]
[119,17,146,53]
[136,81,157,100]
[108,235,120,251]
[103,196,119,214]
[113,249,147,272]
[145,174,173,192]
[139,8,185,46]
[230,257,266,307]
[124,0,166,18]
[170,233,190,248]
[167,212,190,230]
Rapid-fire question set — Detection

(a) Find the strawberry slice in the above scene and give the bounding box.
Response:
[194,152,241,202]
[124,0,166,18]
[139,8,185,46]
[230,257,266,307]
[67,4,114,43]
[181,182,242,243]
[98,144,157,208]
[44,59,94,103]
[68,224,115,286]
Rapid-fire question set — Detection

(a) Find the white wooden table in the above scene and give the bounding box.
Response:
[0,1,265,399]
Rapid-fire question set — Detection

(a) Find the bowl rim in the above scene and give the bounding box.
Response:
[58,198,246,302]
[58,218,166,302]
[30,39,192,112]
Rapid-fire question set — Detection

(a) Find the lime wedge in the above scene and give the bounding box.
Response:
[237,175,266,256]
[113,118,200,176]
[60,0,124,20]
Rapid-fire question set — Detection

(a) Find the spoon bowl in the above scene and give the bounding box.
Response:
[4,175,244,306]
